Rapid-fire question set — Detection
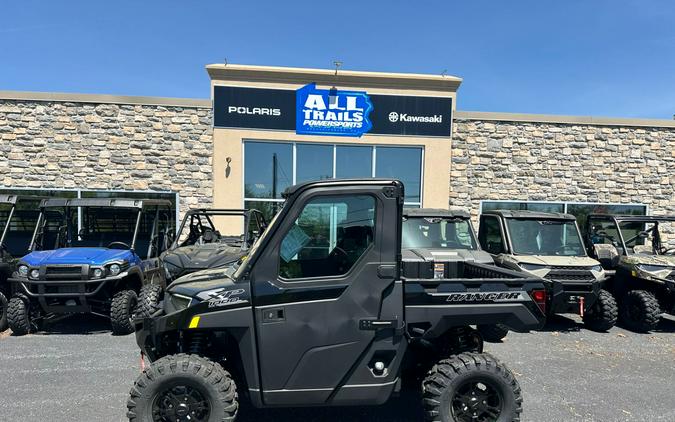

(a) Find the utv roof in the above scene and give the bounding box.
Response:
[0,194,45,205]
[483,210,576,220]
[39,197,172,209]
[589,214,675,222]
[282,178,402,198]
[403,208,470,219]
[184,209,249,216]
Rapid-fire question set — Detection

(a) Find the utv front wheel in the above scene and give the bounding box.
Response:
[423,352,522,422]
[619,290,660,333]
[477,324,509,342]
[0,291,8,332]
[127,354,238,422]
[136,284,163,319]
[7,295,32,336]
[583,289,618,332]
[111,289,138,335]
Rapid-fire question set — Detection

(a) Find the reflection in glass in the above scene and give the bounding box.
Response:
[244,142,293,199]
[336,146,372,178]
[296,144,333,183]
[375,147,422,203]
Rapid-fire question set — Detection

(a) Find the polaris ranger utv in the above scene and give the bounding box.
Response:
[584,214,675,332]
[0,195,43,331]
[7,197,174,335]
[478,210,617,332]
[128,180,547,422]
[402,208,510,342]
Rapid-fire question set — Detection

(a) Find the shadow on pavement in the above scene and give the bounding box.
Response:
[537,314,583,333]
[31,314,113,336]
[237,392,423,422]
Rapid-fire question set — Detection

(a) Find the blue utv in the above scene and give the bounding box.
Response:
[7,197,174,335]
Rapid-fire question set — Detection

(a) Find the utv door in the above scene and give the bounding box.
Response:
[251,183,405,406]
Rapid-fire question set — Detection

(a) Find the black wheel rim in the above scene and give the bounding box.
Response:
[451,379,503,422]
[152,383,211,422]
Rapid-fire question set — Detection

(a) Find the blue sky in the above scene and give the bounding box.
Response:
[1,0,674,118]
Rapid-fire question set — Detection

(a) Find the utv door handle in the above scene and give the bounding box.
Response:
[262,307,285,323]
[359,319,398,330]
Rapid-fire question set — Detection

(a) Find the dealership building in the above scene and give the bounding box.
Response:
[1,63,674,234]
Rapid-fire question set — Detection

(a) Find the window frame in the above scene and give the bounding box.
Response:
[275,191,378,284]
[242,140,424,209]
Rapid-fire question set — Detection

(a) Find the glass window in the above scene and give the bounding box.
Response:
[567,203,647,235]
[402,217,477,250]
[506,219,585,256]
[244,142,293,199]
[279,195,375,280]
[479,216,506,254]
[336,146,372,178]
[245,200,283,224]
[296,144,333,183]
[376,147,422,204]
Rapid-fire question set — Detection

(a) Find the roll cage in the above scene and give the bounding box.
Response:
[29,198,173,258]
[171,209,266,250]
[585,214,675,256]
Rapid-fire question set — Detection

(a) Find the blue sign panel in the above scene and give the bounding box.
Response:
[296,83,374,137]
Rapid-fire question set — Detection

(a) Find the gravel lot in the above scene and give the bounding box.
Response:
[1,314,674,422]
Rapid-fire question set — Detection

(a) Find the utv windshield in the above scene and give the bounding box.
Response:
[619,220,672,255]
[506,219,585,256]
[174,211,264,250]
[69,207,140,248]
[402,217,477,250]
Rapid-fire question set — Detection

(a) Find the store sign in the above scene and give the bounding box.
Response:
[295,83,373,137]
[213,85,452,137]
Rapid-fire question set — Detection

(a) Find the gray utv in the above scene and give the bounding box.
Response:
[128,179,547,422]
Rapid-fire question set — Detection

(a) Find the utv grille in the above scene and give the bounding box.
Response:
[545,267,596,283]
[45,266,84,279]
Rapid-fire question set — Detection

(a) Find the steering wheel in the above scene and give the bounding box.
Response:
[107,241,131,250]
[201,228,216,243]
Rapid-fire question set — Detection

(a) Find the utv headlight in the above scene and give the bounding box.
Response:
[520,263,549,272]
[18,265,29,277]
[590,265,603,272]
[29,269,40,279]
[169,293,192,311]
[164,261,182,280]
[637,264,672,279]
[109,263,121,276]
[92,268,104,278]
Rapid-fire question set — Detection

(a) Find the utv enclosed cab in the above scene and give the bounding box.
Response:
[478,210,617,331]
[8,197,174,335]
[161,209,266,283]
[0,194,44,331]
[584,214,675,332]
[130,179,547,422]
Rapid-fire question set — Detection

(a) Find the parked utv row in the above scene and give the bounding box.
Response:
[0,197,264,335]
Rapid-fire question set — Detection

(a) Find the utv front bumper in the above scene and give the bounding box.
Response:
[135,308,185,361]
[549,280,602,315]
[9,273,127,314]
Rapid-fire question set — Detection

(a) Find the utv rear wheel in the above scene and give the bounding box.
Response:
[0,291,8,332]
[583,289,618,332]
[619,290,660,333]
[111,289,138,335]
[477,324,509,342]
[423,352,522,422]
[136,284,163,319]
[7,295,32,336]
[127,354,238,422]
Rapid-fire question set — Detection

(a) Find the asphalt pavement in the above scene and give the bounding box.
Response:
[1,314,674,422]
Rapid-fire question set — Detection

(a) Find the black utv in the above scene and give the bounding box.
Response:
[0,195,44,331]
[584,214,675,332]
[402,208,512,342]
[128,179,547,422]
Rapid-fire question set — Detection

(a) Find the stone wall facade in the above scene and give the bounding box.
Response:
[0,99,213,216]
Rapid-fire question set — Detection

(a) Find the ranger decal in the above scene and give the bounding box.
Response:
[446,291,525,303]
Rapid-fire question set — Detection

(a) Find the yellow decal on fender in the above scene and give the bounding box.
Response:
[188,316,200,329]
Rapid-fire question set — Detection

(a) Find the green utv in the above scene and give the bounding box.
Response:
[584,214,675,332]
[478,210,618,332]
[401,208,512,342]
[0,195,43,332]
[128,179,547,422]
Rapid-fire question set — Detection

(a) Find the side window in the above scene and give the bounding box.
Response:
[279,195,375,280]
[480,216,506,254]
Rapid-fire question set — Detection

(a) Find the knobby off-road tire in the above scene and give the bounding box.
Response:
[583,289,618,332]
[7,294,32,336]
[423,352,522,422]
[136,284,163,319]
[0,290,8,332]
[477,324,509,343]
[111,289,138,335]
[127,353,238,422]
[619,290,660,333]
